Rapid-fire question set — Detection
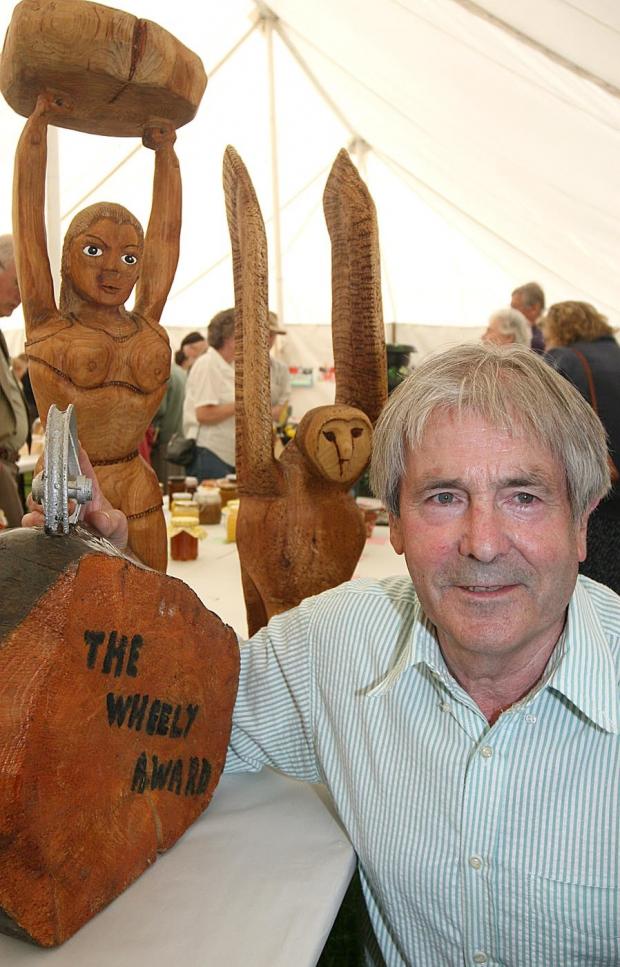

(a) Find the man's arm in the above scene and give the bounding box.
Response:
[225,600,320,783]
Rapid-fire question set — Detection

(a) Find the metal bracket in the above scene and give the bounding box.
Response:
[31,404,93,535]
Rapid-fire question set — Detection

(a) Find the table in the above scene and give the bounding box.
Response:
[167,516,408,637]
[0,770,356,967]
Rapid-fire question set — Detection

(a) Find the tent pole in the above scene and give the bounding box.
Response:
[262,11,284,324]
[46,125,61,301]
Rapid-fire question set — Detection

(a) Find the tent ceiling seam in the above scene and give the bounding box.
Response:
[272,20,357,138]
[449,0,620,101]
[376,148,611,307]
[387,0,620,131]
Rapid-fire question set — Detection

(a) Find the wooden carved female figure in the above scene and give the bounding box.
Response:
[13,94,180,571]
[224,146,387,635]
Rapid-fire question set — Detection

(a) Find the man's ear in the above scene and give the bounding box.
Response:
[576,500,599,563]
[389,513,404,555]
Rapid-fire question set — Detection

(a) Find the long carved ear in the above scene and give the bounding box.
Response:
[323,149,388,425]
[222,145,282,497]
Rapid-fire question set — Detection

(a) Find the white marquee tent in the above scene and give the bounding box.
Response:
[1,0,619,367]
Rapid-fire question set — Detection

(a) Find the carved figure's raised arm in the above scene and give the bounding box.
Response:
[135,123,181,322]
[12,93,61,330]
[323,149,387,425]
[223,145,283,498]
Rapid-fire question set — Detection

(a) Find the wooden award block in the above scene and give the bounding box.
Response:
[0,525,239,947]
[0,0,207,136]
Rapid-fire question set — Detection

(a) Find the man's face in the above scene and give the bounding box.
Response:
[511,291,540,326]
[0,259,20,317]
[389,410,588,666]
[482,317,513,346]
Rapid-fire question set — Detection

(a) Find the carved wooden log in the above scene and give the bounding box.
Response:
[0,0,207,136]
[0,525,239,947]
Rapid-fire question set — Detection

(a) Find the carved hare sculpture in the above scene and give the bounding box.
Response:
[223,146,387,635]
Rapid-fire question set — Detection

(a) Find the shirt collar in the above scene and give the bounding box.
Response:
[367,581,619,733]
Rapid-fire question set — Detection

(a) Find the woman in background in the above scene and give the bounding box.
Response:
[183,309,236,481]
[544,301,620,593]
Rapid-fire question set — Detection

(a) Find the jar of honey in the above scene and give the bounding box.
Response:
[169,495,201,561]
[168,475,187,500]
[195,486,222,525]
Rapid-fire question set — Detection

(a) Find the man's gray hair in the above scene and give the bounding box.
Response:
[511,281,545,310]
[370,343,610,521]
[489,307,531,346]
[0,234,14,270]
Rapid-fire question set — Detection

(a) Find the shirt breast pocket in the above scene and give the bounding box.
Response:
[528,871,620,965]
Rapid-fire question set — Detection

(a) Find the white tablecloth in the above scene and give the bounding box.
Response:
[0,770,356,966]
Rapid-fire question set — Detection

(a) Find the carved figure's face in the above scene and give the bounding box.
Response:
[67,218,141,307]
[300,407,373,485]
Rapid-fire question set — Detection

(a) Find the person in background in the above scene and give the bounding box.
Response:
[180,330,208,368]
[183,309,235,480]
[150,351,187,488]
[0,234,28,527]
[543,300,620,593]
[482,307,531,347]
[268,311,291,424]
[174,347,192,372]
[26,343,619,966]
[511,281,545,352]
[11,353,38,426]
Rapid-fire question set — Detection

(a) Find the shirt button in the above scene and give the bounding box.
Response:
[468,855,483,870]
[439,701,450,712]
[480,745,493,759]
[526,714,537,724]
[473,953,488,965]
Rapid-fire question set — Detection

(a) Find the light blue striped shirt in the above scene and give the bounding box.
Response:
[226,574,620,966]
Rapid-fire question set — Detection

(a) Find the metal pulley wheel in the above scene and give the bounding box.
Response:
[31,404,93,535]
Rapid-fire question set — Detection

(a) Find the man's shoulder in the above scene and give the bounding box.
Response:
[302,575,420,630]
[574,575,620,645]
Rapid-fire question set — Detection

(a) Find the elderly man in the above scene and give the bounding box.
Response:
[511,281,545,352]
[482,307,531,347]
[0,234,29,526]
[25,345,619,965]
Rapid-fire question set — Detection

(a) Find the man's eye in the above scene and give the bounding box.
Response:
[122,254,138,265]
[515,492,536,505]
[82,245,102,257]
[432,492,454,505]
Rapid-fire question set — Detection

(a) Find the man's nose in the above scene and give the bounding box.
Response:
[458,502,508,562]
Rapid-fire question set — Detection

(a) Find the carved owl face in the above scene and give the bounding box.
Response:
[297,405,373,485]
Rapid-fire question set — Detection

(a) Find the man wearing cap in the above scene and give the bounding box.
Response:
[0,234,29,527]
